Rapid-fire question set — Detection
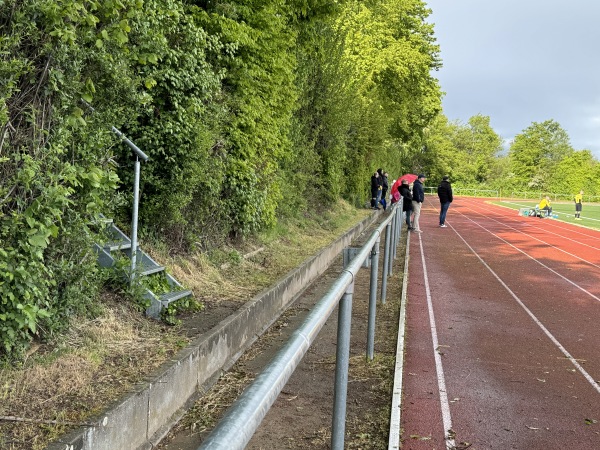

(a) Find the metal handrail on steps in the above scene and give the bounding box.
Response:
[81,99,148,282]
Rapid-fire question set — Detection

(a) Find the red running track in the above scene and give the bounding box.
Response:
[401,196,600,450]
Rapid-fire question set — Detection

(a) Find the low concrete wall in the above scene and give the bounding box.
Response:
[47,212,377,450]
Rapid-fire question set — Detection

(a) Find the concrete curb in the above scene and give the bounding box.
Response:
[47,212,378,450]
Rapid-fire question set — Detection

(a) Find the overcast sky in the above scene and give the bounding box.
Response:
[425,0,600,157]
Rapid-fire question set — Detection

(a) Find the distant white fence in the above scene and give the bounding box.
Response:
[508,191,600,203]
[424,187,499,198]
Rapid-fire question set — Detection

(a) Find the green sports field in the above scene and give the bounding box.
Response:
[491,199,600,230]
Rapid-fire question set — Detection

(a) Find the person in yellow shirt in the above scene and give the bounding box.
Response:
[574,190,583,220]
[539,196,552,217]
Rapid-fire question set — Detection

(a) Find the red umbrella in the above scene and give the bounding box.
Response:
[398,173,418,184]
[390,174,418,201]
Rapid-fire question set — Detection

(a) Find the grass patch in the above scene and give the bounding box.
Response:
[0,294,187,450]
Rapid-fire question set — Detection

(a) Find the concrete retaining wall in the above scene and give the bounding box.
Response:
[46,212,377,450]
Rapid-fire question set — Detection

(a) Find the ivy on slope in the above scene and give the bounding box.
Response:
[195,0,299,236]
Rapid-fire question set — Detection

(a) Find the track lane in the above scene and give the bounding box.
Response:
[457,197,600,255]
[444,199,600,297]
[401,197,600,449]
[447,210,600,300]
[438,200,600,378]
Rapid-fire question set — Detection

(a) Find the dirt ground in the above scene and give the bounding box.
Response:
[158,220,406,450]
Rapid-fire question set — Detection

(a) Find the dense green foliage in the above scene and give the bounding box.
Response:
[0,0,442,356]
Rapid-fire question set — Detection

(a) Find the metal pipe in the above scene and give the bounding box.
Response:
[394,207,401,259]
[380,223,392,304]
[80,99,148,161]
[197,271,355,450]
[111,126,149,161]
[331,282,354,450]
[366,237,380,360]
[130,157,141,282]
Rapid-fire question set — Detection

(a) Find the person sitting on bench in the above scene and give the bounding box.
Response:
[539,196,553,217]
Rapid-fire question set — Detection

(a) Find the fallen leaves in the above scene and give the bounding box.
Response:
[409,434,432,441]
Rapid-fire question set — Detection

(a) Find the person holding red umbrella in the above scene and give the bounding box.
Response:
[399,179,413,229]
[390,174,417,203]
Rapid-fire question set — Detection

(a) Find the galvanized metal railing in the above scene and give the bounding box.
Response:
[81,100,149,282]
[198,204,404,450]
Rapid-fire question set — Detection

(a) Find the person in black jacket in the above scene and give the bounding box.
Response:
[399,179,413,229]
[379,170,389,210]
[437,176,453,227]
[411,174,426,232]
[370,171,381,209]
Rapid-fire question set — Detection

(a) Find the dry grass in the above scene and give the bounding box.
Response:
[152,200,370,305]
[0,295,188,449]
[0,200,370,450]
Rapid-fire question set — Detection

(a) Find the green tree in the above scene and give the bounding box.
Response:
[410,114,502,187]
[546,150,598,196]
[333,0,442,199]
[509,120,573,189]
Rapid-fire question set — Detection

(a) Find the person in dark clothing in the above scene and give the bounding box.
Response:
[411,174,426,232]
[375,168,384,208]
[370,171,381,209]
[379,171,389,210]
[437,176,453,227]
[399,179,413,229]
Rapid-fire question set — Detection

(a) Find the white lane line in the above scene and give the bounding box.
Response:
[453,211,600,303]
[448,222,600,394]
[388,229,410,450]
[456,205,600,270]
[418,233,455,449]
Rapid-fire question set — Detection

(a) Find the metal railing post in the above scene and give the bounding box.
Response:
[380,223,392,304]
[392,209,397,261]
[80,100,149,283]
[130,156,141,282]
[389,210,397,276]
[367,237,380,360]
[331,282,354,450]
[395,207,402,256]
